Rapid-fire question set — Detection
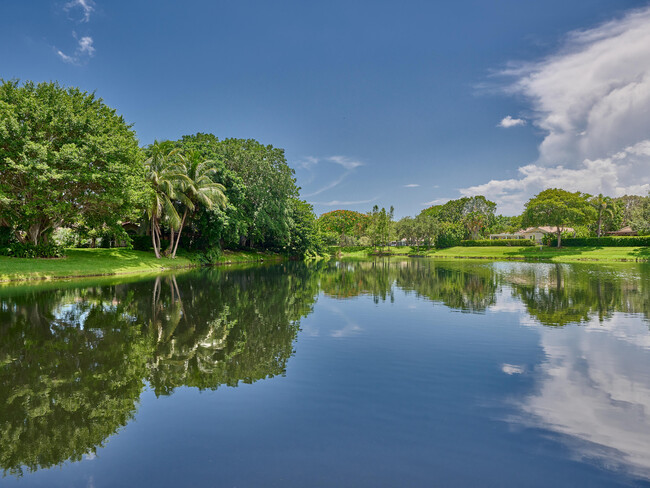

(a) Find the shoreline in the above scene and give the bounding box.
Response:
[335,245,650,264]
[0,248,286,285]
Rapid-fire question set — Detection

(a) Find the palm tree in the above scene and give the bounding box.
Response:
[168,151,227,258]
[591,194,617,238]
[144,142,189,259]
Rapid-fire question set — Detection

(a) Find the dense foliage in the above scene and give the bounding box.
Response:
[0,80,145,247]
[317,210,369,241]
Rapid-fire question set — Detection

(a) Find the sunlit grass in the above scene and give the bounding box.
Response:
[0,248,285,283]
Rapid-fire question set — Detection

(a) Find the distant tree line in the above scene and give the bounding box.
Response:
[319,189,650,249]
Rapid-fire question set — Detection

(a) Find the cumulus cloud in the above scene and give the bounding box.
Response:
[498,115,526,128]
[56,35,95,64]
[65,0,95,22]
[463,7,650,213]
[301,155,364,197]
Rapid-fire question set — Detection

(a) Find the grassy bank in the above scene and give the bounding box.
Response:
[335,245,650,263]
[0,248,284,283]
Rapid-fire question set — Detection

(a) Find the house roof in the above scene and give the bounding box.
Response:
[520,226,574,234]
[607,226,637,235]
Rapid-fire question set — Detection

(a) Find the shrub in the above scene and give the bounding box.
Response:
[3,242,65,258]
[460,239,536,247]
[435,222,465,249]
[548,236,650,247]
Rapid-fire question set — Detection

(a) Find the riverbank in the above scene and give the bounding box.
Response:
[0,248,285,283]
[335,245,650,263]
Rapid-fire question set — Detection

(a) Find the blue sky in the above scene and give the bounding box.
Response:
[2,0,650,216]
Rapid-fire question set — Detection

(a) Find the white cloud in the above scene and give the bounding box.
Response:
[311,197,377,206]
[65,0,95,22]
[461,140,650,214]
[328,155,364,171]
[301,155,365,197]
[498,115,526,128]
[463,7,650,213]
[502,363,525,375]
[77,36,95,56]
[421,198,449,206]
[56,49,75,64]
[403,184,420,188]
[56,34,95,64]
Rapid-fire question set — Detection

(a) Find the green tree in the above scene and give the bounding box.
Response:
[0,80,145,246]
[462,196,497,239]
[169,150,227,258]
[143,142,188,258]
[590,193,618,237]
[522,188,596,248]
[367,205,394,250]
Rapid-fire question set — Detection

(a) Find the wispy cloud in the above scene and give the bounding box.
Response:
[421,198,449,206]
[403,184,420,188]
[301,155,365,197]
[498,115,526,128]
[311,197,377,206]
[65,0,95,22]
[56,34,95,64]
[462,6,650,213]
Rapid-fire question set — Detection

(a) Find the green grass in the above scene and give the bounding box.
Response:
[336,245,650,263]
[0,248,285,283]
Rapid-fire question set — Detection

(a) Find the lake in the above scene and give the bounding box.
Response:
[1,259,650,487]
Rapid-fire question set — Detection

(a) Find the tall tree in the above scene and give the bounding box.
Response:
[591,193,617,237]
[168,151,227,258]
[144,142,188,259]
[0,80,145,246]
[522,189,596,248]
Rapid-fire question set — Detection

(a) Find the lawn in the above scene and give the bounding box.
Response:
[0,248,285,283]
[336,245,650,263]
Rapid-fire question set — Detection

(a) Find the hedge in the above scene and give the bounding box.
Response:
[549,236,650,247]
[460,239,536,247]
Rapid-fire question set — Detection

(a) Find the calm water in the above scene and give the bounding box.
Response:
[1,259,650,487]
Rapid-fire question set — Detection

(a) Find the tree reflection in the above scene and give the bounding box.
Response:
[505,263,650,326]
[0,264,319,475]
[0,260,648,476]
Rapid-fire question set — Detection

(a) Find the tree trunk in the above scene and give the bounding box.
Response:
[171,209,188,259]
[556,229,562,248]
[152,218,161,259]
[597,208,603,237]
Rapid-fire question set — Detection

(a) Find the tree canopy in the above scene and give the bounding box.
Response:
[0,80,145,246]
[522,188,596,247]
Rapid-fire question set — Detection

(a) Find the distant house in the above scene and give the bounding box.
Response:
[606,226,637,236]
[519,226,575,243]
[487,232,525,240]
[489,226,575,244]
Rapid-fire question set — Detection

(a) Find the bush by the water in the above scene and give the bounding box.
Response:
[0,242,65,258]
[549,236,650,247]
[461,239,536,247]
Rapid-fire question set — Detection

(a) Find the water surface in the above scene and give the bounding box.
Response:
[1,260,650,487]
